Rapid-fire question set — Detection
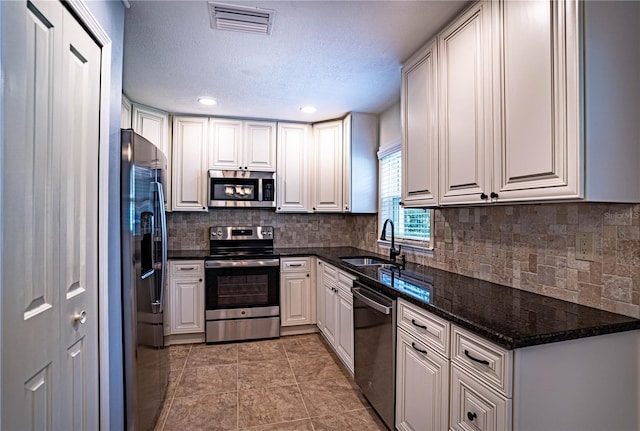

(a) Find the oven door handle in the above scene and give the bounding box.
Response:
[205,258,280,268]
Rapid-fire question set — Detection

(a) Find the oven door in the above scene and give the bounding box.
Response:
[205,259,280,310]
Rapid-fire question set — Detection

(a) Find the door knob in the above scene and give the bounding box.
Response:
[73,310,87,325]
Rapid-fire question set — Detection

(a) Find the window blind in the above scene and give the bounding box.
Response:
[379,149,430,241]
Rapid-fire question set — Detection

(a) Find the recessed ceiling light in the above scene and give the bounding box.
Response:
[300,106,316,114]
[198,97,217,106]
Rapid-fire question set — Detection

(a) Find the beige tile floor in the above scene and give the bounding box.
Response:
[155,333,388,431]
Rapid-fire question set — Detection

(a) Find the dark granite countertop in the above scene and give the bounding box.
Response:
[169,246,640,350]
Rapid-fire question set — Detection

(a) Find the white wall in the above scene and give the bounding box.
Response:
[379,100,401,148]
[82,1,126,428]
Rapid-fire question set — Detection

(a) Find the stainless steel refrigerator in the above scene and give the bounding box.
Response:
[121,129,169,431]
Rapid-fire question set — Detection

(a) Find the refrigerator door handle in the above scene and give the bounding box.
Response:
[153,181,168,314]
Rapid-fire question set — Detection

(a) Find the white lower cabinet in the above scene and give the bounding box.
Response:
[168,260,204,335]
[396,328,449,431]
[335,291,353,371]
[280,257,315,327]
[321,263,339,346]
[450,364,511,431]
[316,259,325,332]
[318,260,355,374]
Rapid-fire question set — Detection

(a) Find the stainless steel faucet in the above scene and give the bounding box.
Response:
[380,218,402,262]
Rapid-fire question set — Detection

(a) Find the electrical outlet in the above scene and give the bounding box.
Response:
[576,232,594,261]
[444,226,452,243]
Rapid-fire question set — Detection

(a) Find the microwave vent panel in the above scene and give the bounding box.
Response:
[208,2,275,35]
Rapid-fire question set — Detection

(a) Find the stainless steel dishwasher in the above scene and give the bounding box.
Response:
[352,280,396,430]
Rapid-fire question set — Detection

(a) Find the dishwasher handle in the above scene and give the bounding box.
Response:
[352,283,392,315]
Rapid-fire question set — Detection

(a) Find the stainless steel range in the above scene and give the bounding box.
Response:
[204,226,280,343]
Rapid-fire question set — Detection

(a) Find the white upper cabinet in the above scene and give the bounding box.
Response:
[343,113,378,213]
[402,0,640,206]
[172,116,209,211]
[492,0,579,202]
[132,103,172,211]
[276,123,312,212]
[438,1,493,206]
[493,0,640,203]
[208,119,242,170]
[209,119,276,172]
[277,115,378,214]
[244,121,277,171]
[402,38,439,207]
[312,120,343,212]
[132,103,170,160]
[121,94,132,129]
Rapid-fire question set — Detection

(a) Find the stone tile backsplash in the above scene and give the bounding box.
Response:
[168,203,640,319]
[426,203,640,319]
[167,210,372,251]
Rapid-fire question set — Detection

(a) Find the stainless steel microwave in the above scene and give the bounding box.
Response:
[208,170,276,208]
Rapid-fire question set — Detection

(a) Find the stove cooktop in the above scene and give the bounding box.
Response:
[206,249,279,260]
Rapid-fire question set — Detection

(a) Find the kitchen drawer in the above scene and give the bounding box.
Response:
[338,270,356,285]
[280,257,311,273]
[170,260,204,276]
[450,364,512,431]
[398,298,450,358]
[322,261,338,282]
[452,326,513,397]
[337,270,356,292]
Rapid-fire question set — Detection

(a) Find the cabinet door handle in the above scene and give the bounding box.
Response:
[464,349,490,366]
[490,192,499,199]
[411,319,427,330]
[467,412,477,421]
[411,342,428,355]
[480,193,488,200]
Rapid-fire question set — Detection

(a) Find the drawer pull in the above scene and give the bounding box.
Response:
[411,319,427,330]
[179,266,196,270]
[467,412,477,421]
[464,349,490,366]
[288,263,303,267]
[411,342,428,355]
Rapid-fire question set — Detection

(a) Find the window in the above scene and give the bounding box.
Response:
[379,146,431,243]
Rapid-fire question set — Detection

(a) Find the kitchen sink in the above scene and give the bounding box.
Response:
[340,256,392,267]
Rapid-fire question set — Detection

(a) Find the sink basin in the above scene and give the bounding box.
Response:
[340,256,392,267]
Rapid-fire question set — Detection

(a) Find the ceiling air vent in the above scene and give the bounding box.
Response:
[207,2,275,35]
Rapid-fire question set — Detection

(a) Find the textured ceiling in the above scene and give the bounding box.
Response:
[123,0,468,122]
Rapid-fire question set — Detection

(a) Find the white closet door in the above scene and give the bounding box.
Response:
[2,0,101,429]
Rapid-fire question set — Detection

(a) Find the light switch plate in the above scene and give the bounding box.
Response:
[576,232,594,261]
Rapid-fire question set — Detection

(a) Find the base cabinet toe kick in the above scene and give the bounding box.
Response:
[395,298,640,431]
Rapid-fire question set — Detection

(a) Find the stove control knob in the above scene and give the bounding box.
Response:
[211,232,217,237]
[217,230,222,236]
